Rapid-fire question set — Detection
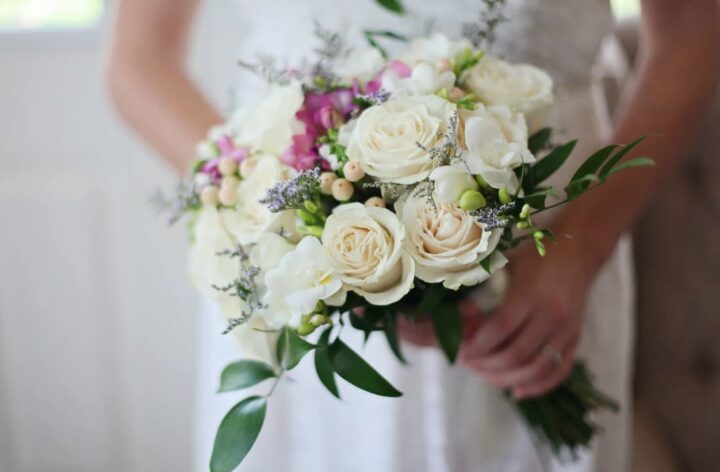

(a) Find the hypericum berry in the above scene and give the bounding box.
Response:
[449,87,465,102]
[200,186,220,206]
[365,196,386,209]
[436,59,452,73]
[218,157,239,176]
[459,190,487,211]
[343,161,366,182]
[320,172,338,195]
[239,159,256,178]
[218,186,238,206]
[331,178,354,201]
[221,176,240,191]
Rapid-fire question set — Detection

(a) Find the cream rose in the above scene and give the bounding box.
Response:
[463,105,535,193]
[321,203,415,305]
[465,56,554,132]
[395,185,507,289]
[221,155,297,244]
[346,95,456,184]
[228,81,305,155]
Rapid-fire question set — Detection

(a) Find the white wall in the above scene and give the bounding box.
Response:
[0,5,212,470]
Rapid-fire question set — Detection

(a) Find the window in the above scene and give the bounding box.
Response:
[611,0,641,18]
[0,0,103,30]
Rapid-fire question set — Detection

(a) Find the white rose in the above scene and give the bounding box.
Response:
[263,237,343,327]
[463,105,535,193]
[229,81,305,155]
[429,163,479,204]
[221,155,297,244]
[347,95,456,184]
[381,62,456,97]
[322,203,415,305]
[465,56,554,132]
[332,47,385,84]
[401,33,472,66]
[395,186,507,289]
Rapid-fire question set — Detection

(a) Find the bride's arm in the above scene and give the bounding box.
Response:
[459,0,720,398]
[106,0,222,172]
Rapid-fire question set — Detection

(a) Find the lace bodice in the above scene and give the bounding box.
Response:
[206,0,613,98]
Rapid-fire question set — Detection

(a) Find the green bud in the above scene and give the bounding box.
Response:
[516,221,530,230]
[312,301,325,314]
[296,209,319,225]
[436,88,450,100]
[520,204,531,219]
[304,200,319,214]
[535,239,546,257]
[299,225,324,238]
[533,231,544,240]
[300,314,312,324]
[459,190,487,211]
[297,322,316,336]
[474,174,490,189]
[310,314,327,327]
[498,187,512,204]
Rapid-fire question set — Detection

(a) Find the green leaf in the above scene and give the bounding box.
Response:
[523,187,557,210]
[418,283,447,313]
[565,174,600,199]
[568,144,619,188]
[430,304,463,364]
[605,157,655,177]
[598,137,646,181]
[277,327,315,370]
[218,360,276,393]
[528,127,553,155]
[363,29,408,41]
[383,309,406,364]
[329,338,402,397]
[210,396,267,472]
[314,328,340,399]
[480,255,493,274]
[528,140,577,189]
[375,0,405,14]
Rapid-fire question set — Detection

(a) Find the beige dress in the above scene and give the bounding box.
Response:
[195,1,633,470]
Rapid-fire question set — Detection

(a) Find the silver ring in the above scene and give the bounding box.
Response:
[542,344,563,367]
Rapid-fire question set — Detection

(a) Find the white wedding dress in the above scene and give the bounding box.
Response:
[194,1,634,471]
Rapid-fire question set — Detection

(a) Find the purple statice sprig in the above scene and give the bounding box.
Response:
[212,244,266,334]
[470,202,516,230]
[259,167,321,213]
[149,181,201,226]
[354,89,391,108]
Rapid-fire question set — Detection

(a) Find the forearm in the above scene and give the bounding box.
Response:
[557,6,720,276]
[107,58,222,173]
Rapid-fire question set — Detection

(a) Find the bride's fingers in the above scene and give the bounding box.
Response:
[512,339,578,399]
[459,295,530,361]
[464,313,550,373]
[476,331,575,390]
[397,315,436,347]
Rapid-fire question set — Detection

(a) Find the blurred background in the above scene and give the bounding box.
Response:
[1,0,718,471]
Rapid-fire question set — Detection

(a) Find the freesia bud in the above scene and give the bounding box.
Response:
[297,323,316,336]
[310,314,328,326]
[499,187,512,204]
[459,190,487,211]
[520,204,531,219]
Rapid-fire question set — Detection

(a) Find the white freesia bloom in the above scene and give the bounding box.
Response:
[465,56,554,132]
[322,203,415,305]
[347,95,456,184]
[332,47,385,83]
[263,237,343,326]
[401,33,472,65]
[221,155,297,244]
[382,62,456,97]
[229,81,305,155]
[429,163,479,204]
[395,186,507,289]
[463,105,535,193]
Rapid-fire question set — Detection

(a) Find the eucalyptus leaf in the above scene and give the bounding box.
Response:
[527,140,577,189]
[329,338,402,397]
[314,328,340,399]
[528,127,553,155]
[375,0,405,14]
[598,137,646,180]
[218,360,276,393]
[210,396,267,472]
[431,304,463,364]
[277,327,315,370]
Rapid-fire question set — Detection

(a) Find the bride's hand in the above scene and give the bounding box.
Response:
[458,232,594,400]
[394,305,485,348]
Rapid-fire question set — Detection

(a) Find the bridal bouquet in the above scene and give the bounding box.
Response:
[161,17,651,472]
